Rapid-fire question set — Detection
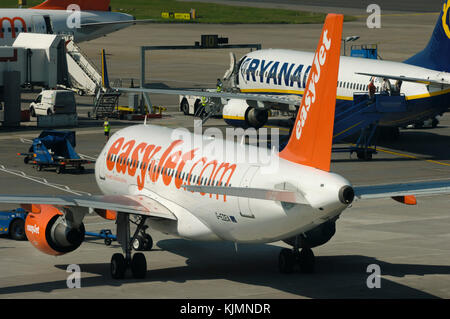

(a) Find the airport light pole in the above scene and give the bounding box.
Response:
[342,36,360,56]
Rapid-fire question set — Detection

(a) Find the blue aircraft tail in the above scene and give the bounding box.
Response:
[404,0,450,72]
[101,49,110,89]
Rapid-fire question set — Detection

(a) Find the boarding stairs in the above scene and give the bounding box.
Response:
[65,40,102,96]
[332,92,407,159]
[91,90,121,120]
[195,99,223,124]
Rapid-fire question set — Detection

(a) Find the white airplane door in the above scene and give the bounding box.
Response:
[31,15,46,33]
[238,166,259,218]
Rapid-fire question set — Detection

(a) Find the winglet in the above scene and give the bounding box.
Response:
[392,195,417,205]
[279,14,343,171]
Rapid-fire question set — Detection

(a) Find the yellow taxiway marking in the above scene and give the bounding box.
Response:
[354,12,439,18]
[263,125,290,132]
[352,144,450,167]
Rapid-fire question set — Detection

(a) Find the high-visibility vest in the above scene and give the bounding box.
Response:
[201,97,207,106]
[104,121,110,132]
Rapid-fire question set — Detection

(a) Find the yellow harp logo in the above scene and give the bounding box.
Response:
[442,0,450,39]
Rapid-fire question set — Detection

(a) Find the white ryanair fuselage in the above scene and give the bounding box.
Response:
[95,124,351,243]
[236,49,450,126]
[238,49,445,100]
[0,8,134,45]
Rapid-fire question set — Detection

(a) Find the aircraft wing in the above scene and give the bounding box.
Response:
[354,179,450,200]
[114,87,302,109]
[356,72,450,86]
[183,185,308,204]
[0,194,177,220]
[80,19,155,28]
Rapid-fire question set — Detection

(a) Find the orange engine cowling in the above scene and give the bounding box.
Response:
[23,204,85,256]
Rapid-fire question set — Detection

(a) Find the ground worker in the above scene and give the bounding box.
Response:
[394,79,403,95]
[104,117,111,142]
[368,78,376,102]
[216,78,223,92]
[381,78,392,95]
[201,96,207,108]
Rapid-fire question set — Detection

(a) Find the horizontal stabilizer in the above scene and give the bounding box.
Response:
[81,19,155,28]
[354,180,450,200]
[183,185,309,205]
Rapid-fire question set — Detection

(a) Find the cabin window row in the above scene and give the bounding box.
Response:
[107,153,231,187]
[0,27,32,33]
[337,81,380,92]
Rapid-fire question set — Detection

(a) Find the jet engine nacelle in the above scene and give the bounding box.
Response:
[222,99,268,129]
[24,204,85,256]
[283,219,337,249]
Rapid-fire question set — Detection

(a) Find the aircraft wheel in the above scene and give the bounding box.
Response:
[132,236,145,251]
[432,118,439,128]
[181,99,189,115]
[357,150,372,161]
[10,219,26,241]
[278,248,295,274]
[111,253,127,279]
[298,248,315,274]
[143,234,153,251]
[131,253,147,279]
[56,165,65,174]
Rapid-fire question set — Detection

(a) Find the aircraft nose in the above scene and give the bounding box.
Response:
[338,185,354,205]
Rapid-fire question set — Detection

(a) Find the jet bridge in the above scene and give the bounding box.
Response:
[0,33,69,127]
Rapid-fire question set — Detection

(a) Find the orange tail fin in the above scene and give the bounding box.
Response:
[31,0,111,11]
[278,14,343,172]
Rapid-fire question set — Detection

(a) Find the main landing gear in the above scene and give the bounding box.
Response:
[110,214,153,279]
[278,248,315,274]
[278,237,315,274]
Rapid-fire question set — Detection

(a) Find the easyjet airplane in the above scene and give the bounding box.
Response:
[1,14,449,279]
[0,0,149,45]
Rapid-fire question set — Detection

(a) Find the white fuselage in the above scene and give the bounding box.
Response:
[95,124,350,244]
[238,49,449,102]
[0,8,134,45]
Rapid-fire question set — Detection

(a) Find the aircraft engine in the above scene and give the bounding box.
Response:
[283,218,337,249]
[222,99,268,129]
[23,204,85,256]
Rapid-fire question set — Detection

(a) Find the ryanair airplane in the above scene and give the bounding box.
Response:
[118,1,450,144]
[219,1,450,130]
